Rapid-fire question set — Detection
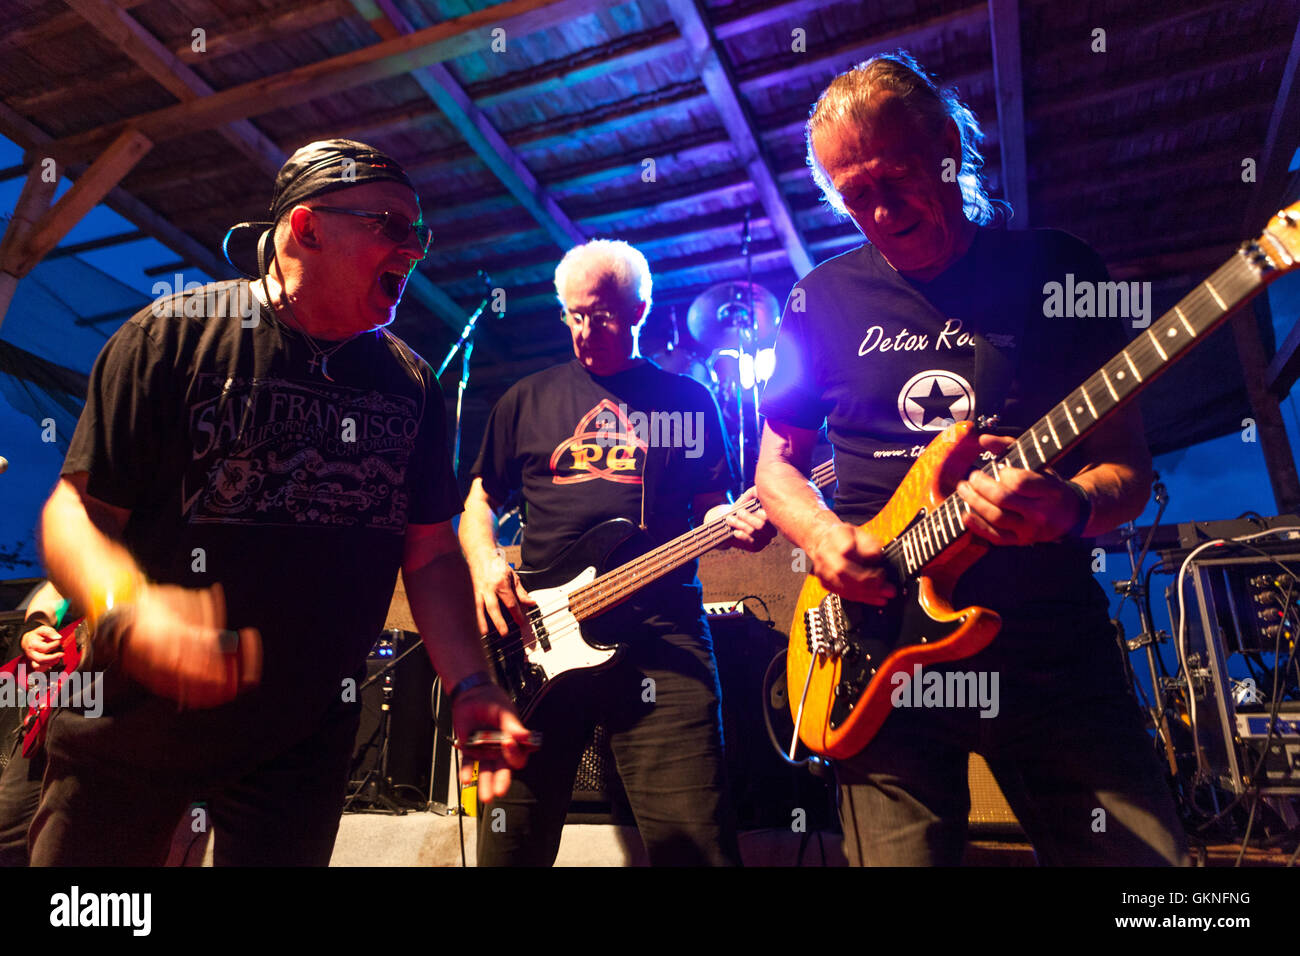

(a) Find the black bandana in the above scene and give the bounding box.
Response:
[268,139,416,223]
[222,139,417,278]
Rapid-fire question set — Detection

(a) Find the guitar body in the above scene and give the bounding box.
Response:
[788,420,1002,758]
[783,205,1300,759]
[9,617,86,758]
[485,518,652,720]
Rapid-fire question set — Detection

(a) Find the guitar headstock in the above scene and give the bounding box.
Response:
[1258,201,1300,269]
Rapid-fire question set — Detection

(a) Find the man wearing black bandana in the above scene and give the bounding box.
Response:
[31,140,531,865]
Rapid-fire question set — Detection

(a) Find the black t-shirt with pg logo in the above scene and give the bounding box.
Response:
[471,359,735,586]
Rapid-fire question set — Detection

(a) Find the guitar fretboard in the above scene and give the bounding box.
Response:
[884,245,1278,579]
[568,459,837,620]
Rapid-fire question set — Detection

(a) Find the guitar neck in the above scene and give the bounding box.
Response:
[887,232,1295,580]
[569,459,837,621]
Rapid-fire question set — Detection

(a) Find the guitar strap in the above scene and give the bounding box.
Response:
[970,234,1034,425]
[972,314,1024,425]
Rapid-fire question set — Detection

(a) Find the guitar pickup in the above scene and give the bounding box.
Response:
[532,619,551,652]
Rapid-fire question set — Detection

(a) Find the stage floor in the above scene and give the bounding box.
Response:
[167,810,1295,867]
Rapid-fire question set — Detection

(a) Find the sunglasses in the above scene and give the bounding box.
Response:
[311,206,434,258]
[562,309,622,330]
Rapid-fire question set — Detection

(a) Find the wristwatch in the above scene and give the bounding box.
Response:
[1062,480,1093,539]
[449,670,495,706]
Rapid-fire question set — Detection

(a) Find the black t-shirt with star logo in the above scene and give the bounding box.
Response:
[471,359,735,587]
[761,226,1131,626]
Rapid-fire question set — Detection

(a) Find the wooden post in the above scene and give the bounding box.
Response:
[10,128,153,279]
[0,164,58,332]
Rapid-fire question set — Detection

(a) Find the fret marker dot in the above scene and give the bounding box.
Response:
[1117,371,1125,379]
[1167,328,1176,337]
[1075,405,1083,414]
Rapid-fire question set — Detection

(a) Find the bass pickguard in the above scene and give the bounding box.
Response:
[482,518,647,720]
[803,584,963,730]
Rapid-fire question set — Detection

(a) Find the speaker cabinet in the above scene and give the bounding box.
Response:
[350,630,435,804]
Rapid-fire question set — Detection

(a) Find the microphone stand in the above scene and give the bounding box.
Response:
[1114,474,1177,775]
[737,211,755,485]
[436,272,493,473]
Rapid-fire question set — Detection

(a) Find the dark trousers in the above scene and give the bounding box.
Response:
[836,619,1190,866]
[0,733,45,866]
[28,696,361,867]
[477,594,741,866]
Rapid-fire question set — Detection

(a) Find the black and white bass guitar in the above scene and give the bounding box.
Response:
[483,461,835,718]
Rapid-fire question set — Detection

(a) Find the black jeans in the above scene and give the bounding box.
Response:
[28,694,361,867]
[477,590,741,866]
[0,732,45,866]
[836,618,1190,866]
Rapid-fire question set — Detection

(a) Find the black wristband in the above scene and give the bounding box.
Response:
[81,605,134,672]
[449,670,494,706]
[21,611,55,636]
[1063,481,1093,539]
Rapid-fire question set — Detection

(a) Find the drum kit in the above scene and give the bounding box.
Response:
[642,278,782,484]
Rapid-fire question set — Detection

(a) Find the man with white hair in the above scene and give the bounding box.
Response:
[756,53,1188,865]
[461,239,772,865]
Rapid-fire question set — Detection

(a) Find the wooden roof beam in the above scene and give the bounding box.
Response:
[664,0,813,277]
[173,0,354,63]
[738,5,987,95]
[988,0,1028,226]
[8,129,154,278]
[428,207,773,287]
[472,28,684,110]
[6,2,356,112]
[1245,17,1300,236]
[40,0,601,165]
[0,102,230,279]
[357,0,584,251]
[0,0,147,53]
[45,229,148,259]
[471,0,907,110]
[61,0,287,174]
[1253,13,1300,504]
[1036,45,1292,120]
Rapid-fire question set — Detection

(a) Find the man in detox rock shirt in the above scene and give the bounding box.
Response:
[756,54,1189,866]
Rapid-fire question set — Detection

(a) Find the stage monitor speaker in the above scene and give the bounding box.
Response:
[350,629,435,805]
[709,610,835,830]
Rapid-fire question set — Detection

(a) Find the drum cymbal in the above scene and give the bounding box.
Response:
[686,281,780,352]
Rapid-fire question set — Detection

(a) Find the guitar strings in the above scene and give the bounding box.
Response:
[482,250,1273,675]
[877,254,1256,574]
[480,460,837,661]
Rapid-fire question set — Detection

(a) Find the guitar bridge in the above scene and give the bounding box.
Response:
[805,595,851,659]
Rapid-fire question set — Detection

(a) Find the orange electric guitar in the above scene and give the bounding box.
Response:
[787,202,1300,759]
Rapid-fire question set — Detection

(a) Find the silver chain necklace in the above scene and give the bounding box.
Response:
[261,280,359,382]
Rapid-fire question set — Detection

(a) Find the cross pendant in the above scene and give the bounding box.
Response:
[307,355,321,374]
